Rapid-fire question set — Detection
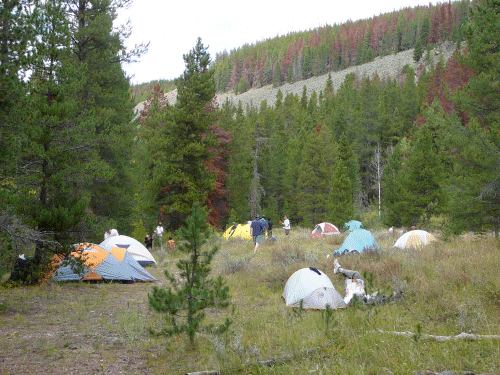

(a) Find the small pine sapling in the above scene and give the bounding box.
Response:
[148,202,232,346]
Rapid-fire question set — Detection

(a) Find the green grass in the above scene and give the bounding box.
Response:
[1,227,500,374]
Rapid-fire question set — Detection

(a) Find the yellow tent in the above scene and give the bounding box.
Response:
[223,223,252,240]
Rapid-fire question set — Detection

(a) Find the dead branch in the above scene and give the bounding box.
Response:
[376,329,500,342]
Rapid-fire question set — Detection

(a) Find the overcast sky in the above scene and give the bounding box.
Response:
[116,0,441,84]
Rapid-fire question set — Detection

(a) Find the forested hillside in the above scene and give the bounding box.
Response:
[3,0,500,279]
[132,0,471,102]
[136,0,497,237]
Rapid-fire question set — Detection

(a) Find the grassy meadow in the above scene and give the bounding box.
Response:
[1,227,500,374]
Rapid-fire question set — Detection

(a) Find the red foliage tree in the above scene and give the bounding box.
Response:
[204,124,232,228]
[227,57,239,92]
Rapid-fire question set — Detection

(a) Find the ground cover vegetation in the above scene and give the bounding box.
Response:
[2,0,500,372]
[1,231,500,374]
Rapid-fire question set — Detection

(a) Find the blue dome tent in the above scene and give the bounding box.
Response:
[334,229,379,255]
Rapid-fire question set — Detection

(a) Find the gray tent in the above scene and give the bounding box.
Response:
[48,243,156,282]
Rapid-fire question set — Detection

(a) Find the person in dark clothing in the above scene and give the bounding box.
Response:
[250,214,264,253]
[145,235,153,251]
[267,218,273,239]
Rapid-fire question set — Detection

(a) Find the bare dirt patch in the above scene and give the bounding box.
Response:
[0,281,162,375]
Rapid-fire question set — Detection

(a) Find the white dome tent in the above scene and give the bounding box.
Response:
[282,267,346,309]
[100,235,156,266]
[394,230,437,250]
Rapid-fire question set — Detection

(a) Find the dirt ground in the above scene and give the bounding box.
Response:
[0,281,164,375]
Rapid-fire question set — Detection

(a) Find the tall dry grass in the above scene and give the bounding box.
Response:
[1,227,499,374]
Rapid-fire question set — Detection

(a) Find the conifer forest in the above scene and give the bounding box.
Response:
[2,0,500,272]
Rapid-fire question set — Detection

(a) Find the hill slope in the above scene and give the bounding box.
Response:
[133,41,457,117]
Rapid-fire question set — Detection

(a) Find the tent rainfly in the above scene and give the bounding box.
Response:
[282,267,346,309]
[334,229,379,255]
[310,222,340,238]
[100,235,156,266]
[222,223,252,240]
[394,230,437,249]
[343,220,364,232]
[48,243,157,282]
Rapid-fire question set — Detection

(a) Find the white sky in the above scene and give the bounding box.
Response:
[116,0,441,84]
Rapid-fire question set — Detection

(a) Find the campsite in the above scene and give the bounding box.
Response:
[1,226,500,374]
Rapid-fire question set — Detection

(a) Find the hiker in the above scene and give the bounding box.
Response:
[145,235,153,251]
[250,214,265,253]
[104,228,119,240]
[167,236,177,251]
[280,215,291,237]
[155,222,164,249]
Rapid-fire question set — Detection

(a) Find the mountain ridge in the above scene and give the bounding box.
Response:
[133,41,457,118]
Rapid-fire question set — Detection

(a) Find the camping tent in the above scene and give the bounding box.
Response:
[394,230,437,249]
[282,267,346,309]
[310,222,340,238]
[334,229,379,255]
[48,243,157,282]
[100,235,156,266]
[343,220,364,232]
[223,223,252,240]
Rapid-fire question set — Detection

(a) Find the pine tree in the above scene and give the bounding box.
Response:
[297,130,328,227]
[328,157,354,226]
[68,0,145,236]
[148,38,217,231]
[0,0,33,205]
[399,118,444,226]
[445,0,500,235]
[413,38,424,62]
[18,0,91,264]
[382,142,406,227]
[148,202,232,346]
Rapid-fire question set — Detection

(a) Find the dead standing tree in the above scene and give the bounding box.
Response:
[369,143,386,219]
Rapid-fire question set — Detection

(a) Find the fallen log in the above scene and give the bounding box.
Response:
[376,329,500,342]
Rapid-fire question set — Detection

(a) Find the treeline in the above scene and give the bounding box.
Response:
[0,0,147,273]
[212,0,472,94]
[136,0,499,238]
[2,0,499,281]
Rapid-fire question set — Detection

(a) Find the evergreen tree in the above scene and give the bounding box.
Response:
[148,202,232,346]
[399,119,444,226]
[0,0,33,205]
[443,0,500,235]
[148,38,217,231]
[68,0,144,236]
[382,142,406,227]
[413,38,424,62]
[224,103,253,222]
[296,130,328,227]
[18,0,92,264]
[328,157,354,226]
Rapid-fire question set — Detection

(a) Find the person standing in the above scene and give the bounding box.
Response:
[260,215,268,238]
[155,222,164,250]
[267,217,274,239]
[250,214,264,253]
[281,215,291,237]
